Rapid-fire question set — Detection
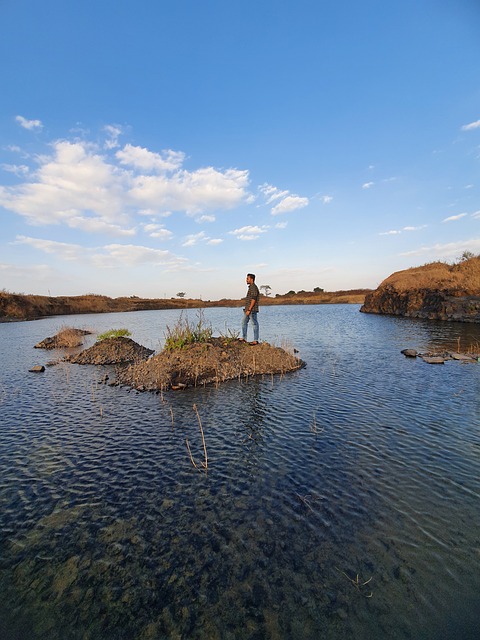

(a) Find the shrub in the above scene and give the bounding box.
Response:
[96,328,131,342]
[164,311,212,350]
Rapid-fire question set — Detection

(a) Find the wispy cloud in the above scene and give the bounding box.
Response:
[1,164,30,176]
[103,124,124,149]
[362,182,374,189]
[442,213,468,222]
[400,238,480,258]
[182,231,207,247]
[379,225,426,236]
[15,115,43,131]
[320,195,333,204]
[461,119,480,131]
[259,183,309,215]
[14,235,187,268]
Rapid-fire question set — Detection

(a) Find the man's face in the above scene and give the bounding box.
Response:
[246,275,253,285]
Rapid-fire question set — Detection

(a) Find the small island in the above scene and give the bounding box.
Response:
[36,322,306,391]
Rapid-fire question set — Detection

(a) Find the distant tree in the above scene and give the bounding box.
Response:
[286,290,296,296]
[176,292,186,298]
[313,287,324,293]
[260,284,272,297]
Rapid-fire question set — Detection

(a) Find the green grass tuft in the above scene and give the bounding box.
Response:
[96,328,131,342]
[164,311,212,351]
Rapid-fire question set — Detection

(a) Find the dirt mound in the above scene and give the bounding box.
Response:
[66,337,154,365]
[114,337,305,391]
[35,328,92,349]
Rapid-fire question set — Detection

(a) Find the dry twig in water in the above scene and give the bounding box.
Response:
[186,403,208,473]
[337,568,373,598]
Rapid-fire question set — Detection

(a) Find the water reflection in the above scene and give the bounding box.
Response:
[0,306,479,639]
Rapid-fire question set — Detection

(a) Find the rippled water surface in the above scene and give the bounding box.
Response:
[1,305,479,639]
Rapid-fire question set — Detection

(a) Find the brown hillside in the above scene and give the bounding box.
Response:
[361,256,480,323]
[377,256,480,294]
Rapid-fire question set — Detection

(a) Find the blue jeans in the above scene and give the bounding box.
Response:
[242,311,259,342]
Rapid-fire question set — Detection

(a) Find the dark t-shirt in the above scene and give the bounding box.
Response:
[245,283,260,313]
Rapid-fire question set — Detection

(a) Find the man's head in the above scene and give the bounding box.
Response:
[246,273,256,284]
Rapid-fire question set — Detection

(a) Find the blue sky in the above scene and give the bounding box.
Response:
[1,0,479,299]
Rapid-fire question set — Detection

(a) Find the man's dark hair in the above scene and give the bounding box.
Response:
[247,273,256,281]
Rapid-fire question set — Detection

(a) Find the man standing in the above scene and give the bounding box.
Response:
[242,273,260,344]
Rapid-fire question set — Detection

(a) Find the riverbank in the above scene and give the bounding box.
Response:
[0,289,370,321]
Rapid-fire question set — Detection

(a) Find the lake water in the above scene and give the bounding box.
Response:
[0,305,479,640]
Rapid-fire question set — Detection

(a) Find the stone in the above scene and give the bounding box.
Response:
[421,356,445,364]
[449,352,476,361]
[29,365,45,372]
[401,349,418,357]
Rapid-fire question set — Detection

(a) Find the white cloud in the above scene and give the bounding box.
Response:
[259,183,289,204]
[229,225,268,241]
[182,231,207,247]
[461,119,480,131]
[442,213,468,222]
[400,238,480,258]
[380,225,426,236]
[15,235,186,268]
[129,166,250,216]
[0,139,251,233]
[0,140,127,226]
[116,143,185,172]
[362,182,374,189]
[196,214,216,223]
[142,223,173,240]
[472,210,480,219]
[259,182,309,215]
[15,115,43,131]
[207,238,223,245]
[275,221,288,229]
[321,195,333,204]
[271,195,309,216]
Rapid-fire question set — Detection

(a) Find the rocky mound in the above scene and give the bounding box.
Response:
[361,256,480,322]
[66,337,154,365]
[114,337,305,391]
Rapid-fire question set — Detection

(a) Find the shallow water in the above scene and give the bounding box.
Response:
[0,305,479,639]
